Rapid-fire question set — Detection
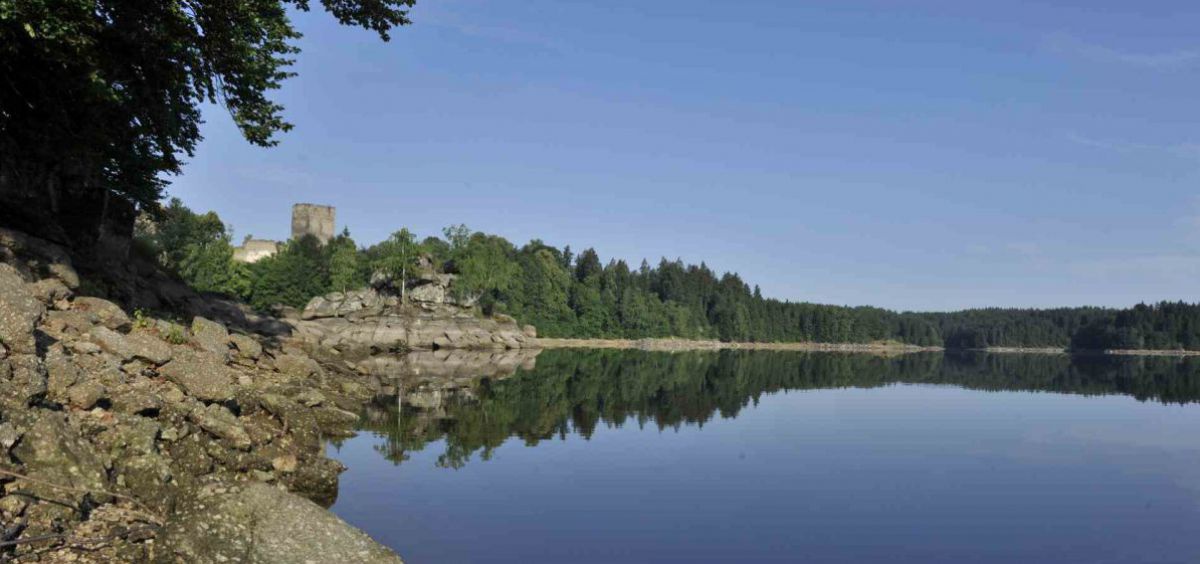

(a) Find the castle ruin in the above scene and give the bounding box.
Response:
[232,203,336,263]
[291,203,336,245]
[232,238,280,263]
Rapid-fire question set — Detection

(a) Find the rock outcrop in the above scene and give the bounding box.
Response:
[0,262,45,354]
[294,288,531,354]
[354,348,539,382]
[0,228,400,562]
[156,482,402,563]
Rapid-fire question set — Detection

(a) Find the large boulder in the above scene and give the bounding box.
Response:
[158,350,238,402]
[274,353,324,380]
[155,482,403,563]
[230,334,263,361]
[73,296,131,331]
[258,394,321,451]
[0,227,80,289]
[301,295,340,320]
[28,277,72,306]
[10,412,111,505]
[0,263,44,354]
[189,404,252,450]
[302,289,393,320]
[191,316,230,358]
[0,354,47,410]
[407,282,446,304]
[88,326,173,365]
[43,344,81,400]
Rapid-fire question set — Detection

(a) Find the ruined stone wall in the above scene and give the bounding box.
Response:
[232,239,280,263]
[291,204,335,244]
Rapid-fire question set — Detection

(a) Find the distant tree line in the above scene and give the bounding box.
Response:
[137,200,1200,351]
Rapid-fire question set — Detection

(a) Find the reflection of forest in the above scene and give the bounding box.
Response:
[357,349,1200,468]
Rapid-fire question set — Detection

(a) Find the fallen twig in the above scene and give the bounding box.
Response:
[0,524,160,562]
[0,469,163,524]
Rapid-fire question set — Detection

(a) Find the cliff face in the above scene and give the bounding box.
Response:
[291,288,535,356]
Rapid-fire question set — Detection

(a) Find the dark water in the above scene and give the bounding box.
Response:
[327,350,1200,563]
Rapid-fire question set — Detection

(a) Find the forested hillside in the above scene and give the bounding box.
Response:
[138,200,1200,351]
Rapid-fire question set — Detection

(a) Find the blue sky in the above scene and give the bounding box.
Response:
[169,0,1200,311]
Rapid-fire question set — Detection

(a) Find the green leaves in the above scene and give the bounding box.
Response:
[0,0,415,210]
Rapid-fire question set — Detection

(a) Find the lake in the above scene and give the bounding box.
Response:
[327,349,1200,563]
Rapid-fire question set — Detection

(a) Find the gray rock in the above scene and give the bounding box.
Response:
[301,296,337,320]
[67,340,102,355]
[0,354,47,409]
[274,353,324,380]
[156,482,403,563]
[112,388,165,416]
[291,306,530,353]
[408,283,446,304]
[126,331,174,365]
[10,412,111,505]
[522,324,538,339]
[122,358,153,377]
[29,277,72,306]
[189,403,252,450]
[67,380,107,409]
[44,344,81,400]
[73,296,131,331]
[191,316,230,358]
[42,309,99,339]
[301,288,394,320]
[0,422,21,451]
[158,350,238,402]
[259,394,321,451]
[230,334,263,361]
[89,326,132,358]
[0,263,44,354]
[115,453,174,513]
[0,227,80,288]
[89,326,173,365]
[292,389,326,407]
[312,405,360,434]
[95,414,161,458]
[0,494,28,522]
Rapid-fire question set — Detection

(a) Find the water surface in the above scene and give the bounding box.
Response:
[328,350,1200,563]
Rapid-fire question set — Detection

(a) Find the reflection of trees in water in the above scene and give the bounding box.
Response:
[357,350,1200,468]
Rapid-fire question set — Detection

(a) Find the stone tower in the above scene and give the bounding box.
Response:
[291,203,335,244]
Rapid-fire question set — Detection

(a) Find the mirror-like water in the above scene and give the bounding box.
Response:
[327,350,1200,563]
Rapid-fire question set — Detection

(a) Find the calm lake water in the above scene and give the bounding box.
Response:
[327,350,1200,563]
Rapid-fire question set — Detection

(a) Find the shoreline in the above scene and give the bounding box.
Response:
[533,338,939,353]
[533,338,1200,357]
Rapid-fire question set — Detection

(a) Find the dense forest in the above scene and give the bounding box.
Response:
[137,199,1200,351]
[356,349,1200,468]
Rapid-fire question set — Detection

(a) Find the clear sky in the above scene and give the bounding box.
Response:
[169,0,1200,312]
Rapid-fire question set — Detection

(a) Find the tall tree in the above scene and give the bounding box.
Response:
[372,229,420,301]
[328,229,365,293]
[0,0,415,238]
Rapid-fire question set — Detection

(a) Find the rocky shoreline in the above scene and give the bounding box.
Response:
[290,288,535,358]
[0,230,407,562]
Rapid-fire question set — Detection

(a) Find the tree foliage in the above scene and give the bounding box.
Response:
[0,0,414,210]
[139,202,1200,351]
